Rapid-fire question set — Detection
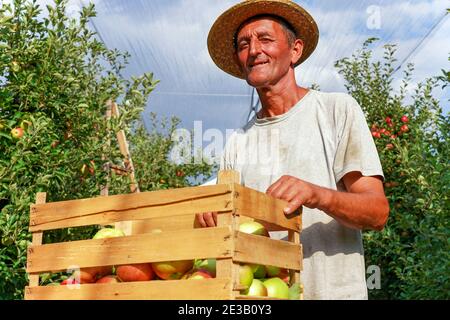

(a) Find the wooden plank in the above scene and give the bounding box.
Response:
[288,230,301,287]
[25,278,232,300]
[27,227,233,274]
[28,192,46,287]
[216,170,239,300]
[132,214,201,233]
[234,231,302,271]
[29,184,233,232]
[234,184,301,232]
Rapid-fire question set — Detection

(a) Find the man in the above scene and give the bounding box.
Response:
[197,0,389,300]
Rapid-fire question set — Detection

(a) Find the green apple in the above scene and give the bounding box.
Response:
[239,265,254,289]
[93,227,125,239]
[195,259,216,277]
[263,277,289,299]
[239,221,269,237]
[250,264,266,279]
[243,279,267,297]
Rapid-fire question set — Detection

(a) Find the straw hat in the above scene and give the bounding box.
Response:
[207,0,319,79]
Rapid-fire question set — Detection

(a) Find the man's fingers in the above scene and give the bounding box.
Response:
[203,212,217,227]
[196,213,207,227]
[284,197,303,215]
[266,176,285,195]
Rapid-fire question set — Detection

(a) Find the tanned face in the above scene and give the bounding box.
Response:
[235,17,302,88]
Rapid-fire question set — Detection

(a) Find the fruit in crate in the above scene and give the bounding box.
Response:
[75,266,113,283]
[250,264,266,279]
[238,221,269,237]
[263,277,290,299]
[151,260,194,280]
[242,279,268,297]
[186,269,214,280]
[239,265,254,288]
[116,263,154,282]
[96,275,120,284]
[194,258,216,277]
[265,265,289,279]
[93,227,126,239]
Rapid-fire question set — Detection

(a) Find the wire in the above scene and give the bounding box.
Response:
[393,11,448,74]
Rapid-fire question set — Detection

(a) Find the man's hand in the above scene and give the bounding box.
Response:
[266,173,389,231]
[266,175,319,215]
[196,212,217,227]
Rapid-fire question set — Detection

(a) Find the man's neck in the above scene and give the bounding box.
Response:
[256,77,309,119]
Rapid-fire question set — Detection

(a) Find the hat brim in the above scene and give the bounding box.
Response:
[207,0,319,79]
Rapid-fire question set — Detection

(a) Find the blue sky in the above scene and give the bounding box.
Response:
[8,0,450,136]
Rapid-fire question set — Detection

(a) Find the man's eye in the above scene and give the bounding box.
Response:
[238,42,249,50]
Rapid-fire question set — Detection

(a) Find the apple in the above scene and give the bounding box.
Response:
[401,115,409,123]
[239,265,254,289]
[73,266,112,284]
[151,260,194,280]
[400,124,409,133]
[242,279,267,297]
[263,277,290,299]
[11,127,24,139]
[265,265,289,281]
[93,227,125,239]
[61,278,78,285]
[249,264,266,279]
[385,117,392,124]
[288,283,302,300]
[194,259,216,277]
[116,263,154,282]
[96,275,120,284]
[187,269,213,280]
[239,221,269,237]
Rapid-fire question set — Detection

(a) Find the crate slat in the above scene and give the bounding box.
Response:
[25,278,232,300]
[233,231,302,271]
[233,184,301,232]
[27,227,233,274]
[30,185,234,232]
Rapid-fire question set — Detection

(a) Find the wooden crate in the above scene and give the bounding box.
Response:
[25,170,302,300]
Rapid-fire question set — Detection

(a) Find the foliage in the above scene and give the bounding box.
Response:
[335,38,449,299]
[0,0,213,299]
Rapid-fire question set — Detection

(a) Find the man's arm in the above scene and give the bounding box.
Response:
[266,171,390,231]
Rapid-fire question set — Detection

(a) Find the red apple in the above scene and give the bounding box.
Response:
[11,127,24,139]
[61,278,78,285]
[187,269,213,280]
[151,260,194,280]
[263,277,290,299]
[385,117,392,124]
[96,275,120,284]
[116,263,154,282]
[243,279,268,297]
[400,124,409,133]
[239,221,269,237]
[401,115,409,123]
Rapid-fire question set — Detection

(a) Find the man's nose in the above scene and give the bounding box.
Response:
[249,38,262,57]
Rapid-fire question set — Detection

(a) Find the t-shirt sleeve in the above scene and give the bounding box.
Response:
[333,95,384,183]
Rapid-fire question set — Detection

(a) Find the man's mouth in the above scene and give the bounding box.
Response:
[249,61,269,69]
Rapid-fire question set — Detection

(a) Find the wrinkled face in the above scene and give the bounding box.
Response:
[235,18,298,87]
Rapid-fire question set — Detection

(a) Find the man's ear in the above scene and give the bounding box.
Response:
[291,39,304,66]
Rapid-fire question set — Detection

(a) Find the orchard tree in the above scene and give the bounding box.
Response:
[335,38,449,299]
[0,0,213,299]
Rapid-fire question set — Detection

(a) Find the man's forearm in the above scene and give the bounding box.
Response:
[313,185,389,231]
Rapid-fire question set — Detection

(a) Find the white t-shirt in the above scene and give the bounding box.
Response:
[220,89,384,300]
